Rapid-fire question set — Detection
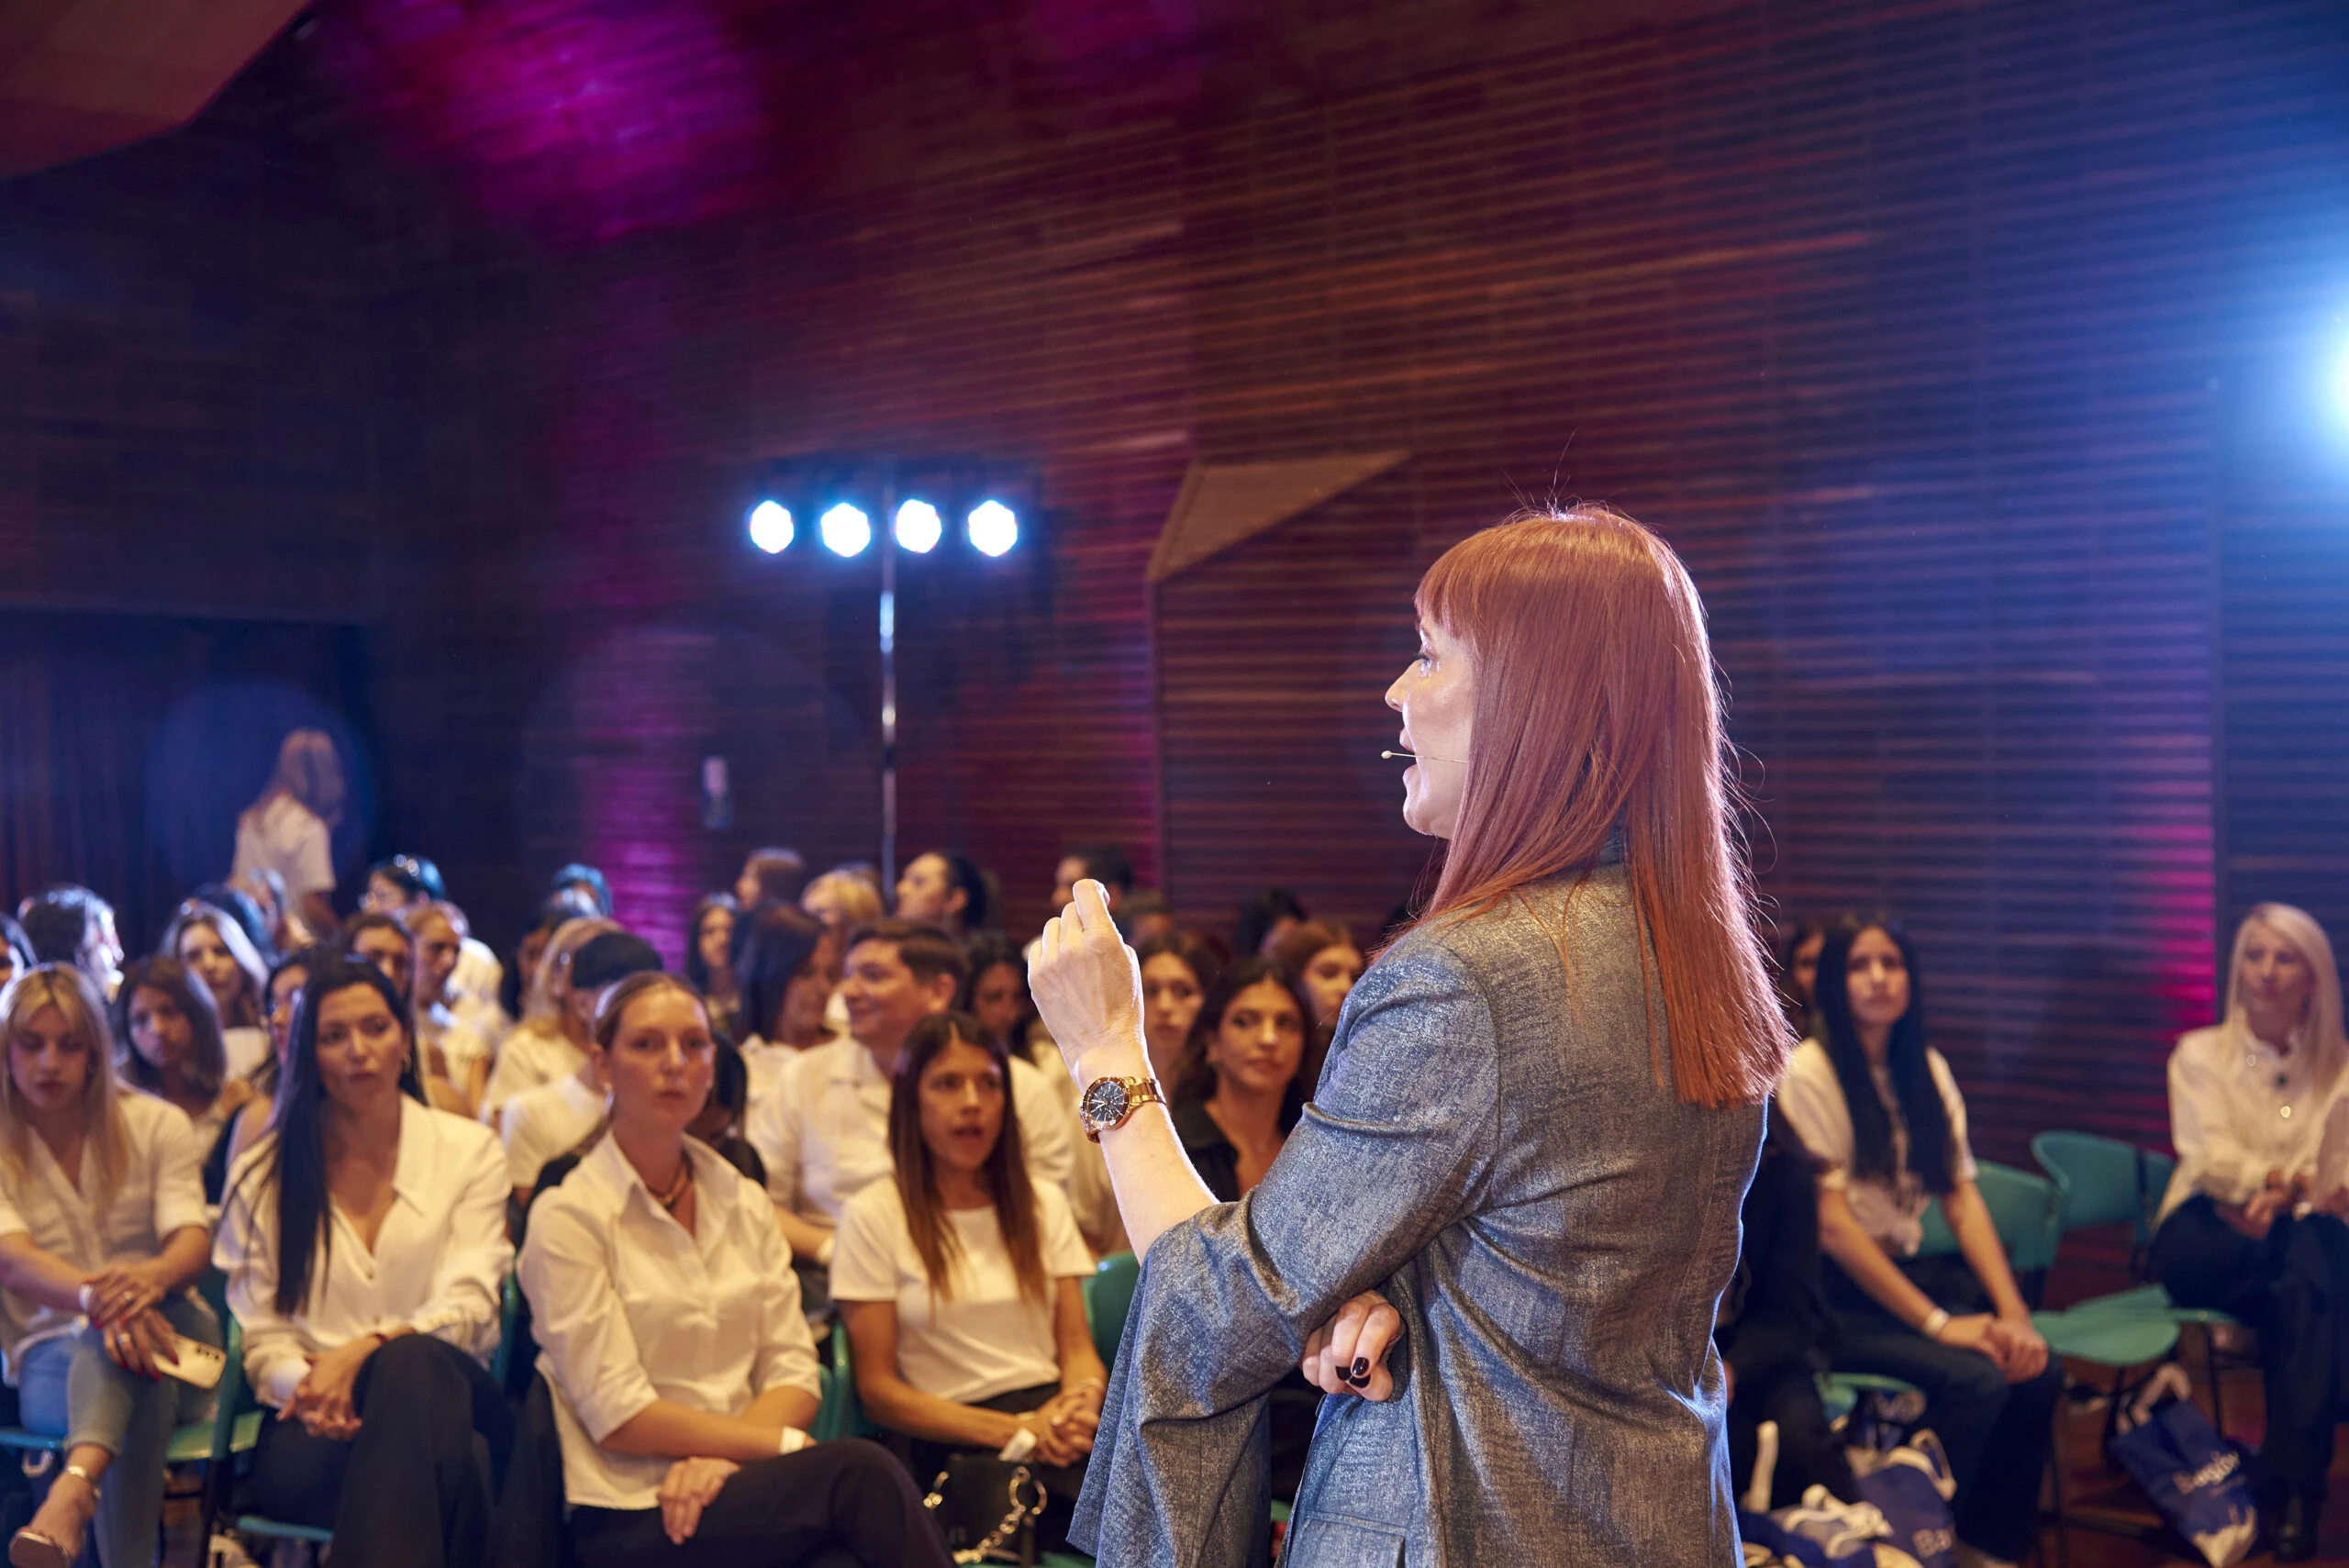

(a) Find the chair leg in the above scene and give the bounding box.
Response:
[2203,1325,2226,1439]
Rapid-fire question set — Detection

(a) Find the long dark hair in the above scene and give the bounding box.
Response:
[1173,956,1315,1110]
[735,904,828,1043]
[236,957,428,1314]
[888,1011,1045,1304]
[112,957,228,1096]
[254,943,335,1096]
[500,903,574,1021]
[683,894,740,996]
[1813,921,1954,1195]
[954,933,1036,1053]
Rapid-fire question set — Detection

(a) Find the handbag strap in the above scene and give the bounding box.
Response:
[924,1462,1048,1565]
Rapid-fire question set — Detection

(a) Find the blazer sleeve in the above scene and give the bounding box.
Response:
[1071,938,1499,1566]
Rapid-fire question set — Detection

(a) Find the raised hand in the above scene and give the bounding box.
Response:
[1030,880,1149,1086]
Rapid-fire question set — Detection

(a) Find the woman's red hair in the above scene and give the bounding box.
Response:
[1413,506,1791,1108]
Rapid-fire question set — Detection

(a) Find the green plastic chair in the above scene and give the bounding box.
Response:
[203,1314,332,1549]
[491,1273,523,1388]
[1085,1252,1140,1376]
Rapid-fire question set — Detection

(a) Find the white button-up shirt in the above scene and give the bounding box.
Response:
[745,1035,1076,1226]
[481,1024,587,1125]
[0,1091,210,1380]
[214,1100,512,1407]
[518,1133,823,1510]
[2159,1021,2336,1223]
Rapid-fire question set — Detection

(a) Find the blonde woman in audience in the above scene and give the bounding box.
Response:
[801,873,885,1041]
[161,903,272,1082]
[499,934,664,1203]
[215,956,512,1565]
[403,902,494,1114]
[835,1011,1104,1553]
[520,972,951,1568]
[479,916,618,1122]
[2152,903,2349,1561]
[229,729,343,939]
[0,965,219,1568]
[111,958,255,1203]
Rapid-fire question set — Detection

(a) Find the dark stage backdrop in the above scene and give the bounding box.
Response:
[3,0,2346,1178]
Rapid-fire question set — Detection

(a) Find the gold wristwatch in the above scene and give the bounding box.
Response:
[1079,1075,1166,1142]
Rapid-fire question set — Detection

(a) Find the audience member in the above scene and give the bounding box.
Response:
[733,905,836,1099]
[834,1012,1104,1553]
[1232,886,1308,960]
[1049,847,1131,915]
[480,917,620,1121]
[340,912,471,1117]
[1133,933,1219,1087]
[1775,913,1855,1039]
[362,854,440,915]
[0,965,219,1568]
[215,956,514,1565]
[519,972,950,1568]
[161,900,273,1080]
[225,944,333,1169]
[231,865,312,953]
[496,904,574,1040]
[2150,903,2349,1560]
[501,934,663,1203]
[112,957,254,1200]
[551,863,616,919]
[685,893,743,1043]
[1270,918,1363,1085]
[801,871,884,937]
[894,852,990,939]
[0,915,33,992]
[1777,920,2059,1568]
[189,881,279,968]
[955,934,1036,1059]
[363,859,504,1021]
[735,846,808,910]
[231,729,344,939]
[749,920,1074,1270]
[1168,958,1313,1204]
[18,887,123,1003]
[1114,889,1175,945]
[405,902,495,1113]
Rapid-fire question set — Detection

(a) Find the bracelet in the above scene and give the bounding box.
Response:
[778,1427,811,1455]
[62,1462,101,1499]
[814,1236,835,1268]
[1919,1308,1951,1341]
[77,1283,95,1318]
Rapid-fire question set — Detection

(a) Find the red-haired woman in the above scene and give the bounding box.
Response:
[1031,506,1791,1566]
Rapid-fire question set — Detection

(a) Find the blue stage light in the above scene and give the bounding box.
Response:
[747,500,794,553]
[894,499,943,553]
[967,499,1019,557]
[820,502,873,557]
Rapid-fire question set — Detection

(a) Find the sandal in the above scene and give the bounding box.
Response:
[8,1528,75,1568]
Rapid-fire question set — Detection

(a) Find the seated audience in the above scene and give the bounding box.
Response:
[1168,957,1314,1204]
[749,921,1074,1270]
[215,957,514,1566]
[405,901,495,1113]
[229,729,341,939]
[113,957,255,1200]
[520,973,950,1568]
[731,905,838,1099]
[735,846,808,911]
[1133,933,1219,1091]
[501,934,664,1203]
[1775,912,1854,1039]
[800,871,883,937]
[956,935,1037,1059]
[550,862,615,920]
[1716,1105,1858,1509]
[1114,889,1175,945]
[835,1013,1104,1553]
[480,917,620,1121]
[225,944,333,1170]
[527,1035,769,1215]
[341,914,472,1117]
[1232,886,1308,961]
[894,852,991,940]
[1049,847,1131,918]
[1777,919,2059,1568]
[0,916,31,991]
[685,893,743,1043]
[1270,918,1364,1085]
[162,901,273,1083]
[187,882,279,969]
[0,966,219,1568]
[20,887,124,1003]
[495,904,574,1043]
[2151,903,2349,1561]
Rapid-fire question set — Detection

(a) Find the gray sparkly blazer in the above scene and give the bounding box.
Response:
[1070,858,1765,1567]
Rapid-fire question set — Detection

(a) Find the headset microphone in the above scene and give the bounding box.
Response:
[1383,750,1466,763]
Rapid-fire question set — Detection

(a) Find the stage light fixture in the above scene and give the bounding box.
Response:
[819,502,873,557]
[747,499,794,554]
[967,499,1019,557]
[894,499,943,553]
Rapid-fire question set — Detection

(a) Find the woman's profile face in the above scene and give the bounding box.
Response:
[1299,943,1364,1029]
[2238,921,2315,1039]
[268,963,309,1064]
[1384,617,1475,839]
[696,907,735,975]
[177,923,244,1010]
[918,1036,1007,1179]
[1843,928,1911,1033]
[1208,980,1306,1099]
[895,854,955,924]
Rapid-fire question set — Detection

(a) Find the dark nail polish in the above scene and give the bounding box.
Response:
[1351,1357,1370,1378]
[1344,1370,1369,1386]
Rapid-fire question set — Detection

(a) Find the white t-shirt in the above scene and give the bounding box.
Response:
[230,795,333,899]
[481,1023,587,1125]
[831,1178,1093,1405]
[1776,1038,1979,1257]
[500,1073,607,1191]
[222,1026,273,1084]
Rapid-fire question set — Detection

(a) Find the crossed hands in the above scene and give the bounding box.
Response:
[1302,1291,1404,1402]
[658,1456,739,1545]
[283,1333,383,1440]
[1934,1312,2050,1384]
[1012,1384,1104,1468]
[2220,1167,2349,1239]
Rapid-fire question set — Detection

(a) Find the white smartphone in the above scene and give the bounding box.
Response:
[158,1334,225,1390]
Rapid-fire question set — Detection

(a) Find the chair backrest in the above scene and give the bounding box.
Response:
[493,1273,523,1387]
[1086,1251,1140,1374]
[820,1319,877,1441]
[2031,1130,2144,1231]
[1973,1161,2061,1274]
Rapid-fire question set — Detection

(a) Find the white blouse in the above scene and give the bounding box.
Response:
[0,1092,210,1381]
[480,1024,587,1125]
[1777,1039,1979,1257]
[519,1134,823,1511]
[832,1178,1094,1405]
[214,1100,511,1407]
[746,1037,1075,1227]
[2159,1021,2336,1224]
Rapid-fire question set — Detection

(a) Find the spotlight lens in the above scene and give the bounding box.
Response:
[747,500,794,553]
[819,502,873,557]
[894,499,943,553]
[967,499,1019,557]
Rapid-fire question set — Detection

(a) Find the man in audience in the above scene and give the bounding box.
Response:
[749,918,1076,1266]
[18,885,125,1000]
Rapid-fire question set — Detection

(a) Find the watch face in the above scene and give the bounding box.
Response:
[1082,1078,1130,1125]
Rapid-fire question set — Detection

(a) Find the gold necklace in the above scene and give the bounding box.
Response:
[653,1156,694,1211]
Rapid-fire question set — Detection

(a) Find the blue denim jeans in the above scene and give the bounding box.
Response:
[18,1291,219,1568]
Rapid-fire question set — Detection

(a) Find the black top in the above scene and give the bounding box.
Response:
[1714,1100,1836,1378]
[1172,1091,1302,1205]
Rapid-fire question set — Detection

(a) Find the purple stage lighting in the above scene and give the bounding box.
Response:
[820,502,873,557]
[967,499,1019,557]
[748,500,794,553]
[894,499,943,553]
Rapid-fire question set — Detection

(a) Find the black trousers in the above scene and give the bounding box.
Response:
[1726,1359,1861,1509]
[567,1439,954,1568]
[250,1334,516,1568]
[2153,1195,2349,1500]
[883,1383,1088,1553]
